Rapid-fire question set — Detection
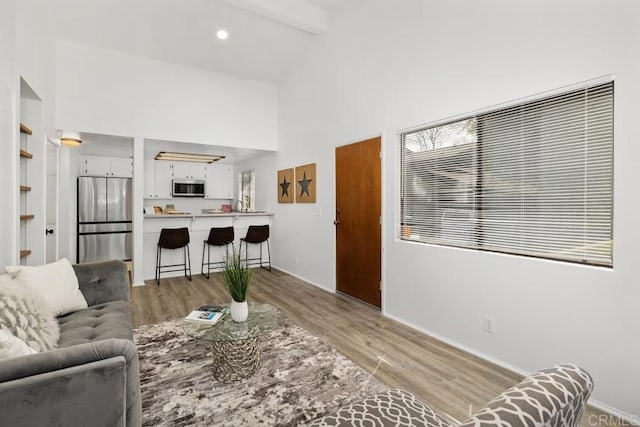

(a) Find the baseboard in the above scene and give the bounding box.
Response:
[585,400,639,425]
[383,312,528,376]
[383,312,634,423]
[271,264,334,293]
[132,281,146,287]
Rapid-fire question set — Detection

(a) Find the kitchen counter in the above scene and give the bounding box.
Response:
[144,211,274,218]
[142,212,273,281]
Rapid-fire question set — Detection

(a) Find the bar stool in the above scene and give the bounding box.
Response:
[240,225,271,272]
[156,227,192,286]
[201,226,235,279]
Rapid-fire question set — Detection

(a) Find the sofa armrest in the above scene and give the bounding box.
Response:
[459,364,594,427]
[0,357,127,427]
[0,338,141,427]
[73,260,130,306]
[305,389,453,427]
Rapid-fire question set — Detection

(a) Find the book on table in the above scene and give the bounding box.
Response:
[185,308,229,324]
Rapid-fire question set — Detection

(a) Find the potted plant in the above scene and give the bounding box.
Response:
[222,248,252,322]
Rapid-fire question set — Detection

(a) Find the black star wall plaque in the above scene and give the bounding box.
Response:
[277,168,294,203]
[280,177,291,197]
[295,163,316,203]
[298,172,312,197]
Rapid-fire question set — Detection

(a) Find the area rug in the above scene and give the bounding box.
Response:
[134,315,387,426]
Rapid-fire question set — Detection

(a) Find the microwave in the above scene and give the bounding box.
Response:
[172,179,205,197]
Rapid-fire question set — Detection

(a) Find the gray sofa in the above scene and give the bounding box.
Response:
[0,260,141,427]
[308,364,594,427]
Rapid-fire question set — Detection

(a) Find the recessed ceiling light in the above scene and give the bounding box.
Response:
[216,29,229,40]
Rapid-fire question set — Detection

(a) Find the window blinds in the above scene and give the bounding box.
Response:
[400,81,613,267]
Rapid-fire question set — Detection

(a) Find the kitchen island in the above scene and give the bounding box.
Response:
[143,212,274,281]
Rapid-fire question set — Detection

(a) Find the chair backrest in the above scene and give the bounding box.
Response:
[158,227,190,249]
[243,225,269,244]
[206,227,235,246]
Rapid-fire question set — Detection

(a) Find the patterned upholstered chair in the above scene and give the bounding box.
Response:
[307,364,593,427]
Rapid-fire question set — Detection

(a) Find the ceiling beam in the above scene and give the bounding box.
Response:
[219,0,328,35]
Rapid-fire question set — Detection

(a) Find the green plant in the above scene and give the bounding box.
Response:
[222,248,252,302]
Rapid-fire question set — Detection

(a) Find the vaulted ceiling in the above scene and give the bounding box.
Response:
[54,0,361,83]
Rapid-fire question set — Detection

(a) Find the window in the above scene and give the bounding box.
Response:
[400,80,614,267]
[238,170,255,211]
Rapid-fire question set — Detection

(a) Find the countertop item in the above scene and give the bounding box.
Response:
[144,211,274,218]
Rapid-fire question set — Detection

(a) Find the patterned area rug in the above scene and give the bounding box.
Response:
[134,316,387,426]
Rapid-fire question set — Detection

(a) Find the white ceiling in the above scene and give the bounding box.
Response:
[53,0,360,83]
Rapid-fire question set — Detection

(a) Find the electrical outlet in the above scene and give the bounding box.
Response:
[483,316,495,334]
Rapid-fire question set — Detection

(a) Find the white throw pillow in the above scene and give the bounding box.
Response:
[6,258,88,317]
[0,273,60,351]
[0,329,37,358]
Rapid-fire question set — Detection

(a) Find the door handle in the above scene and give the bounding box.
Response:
[334,208,341,226]
[46,229,54,235]
[333,219,340,225]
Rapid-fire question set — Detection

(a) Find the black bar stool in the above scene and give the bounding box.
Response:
[201,226,235,279]
[240,225,271,272]
[156,227,192,286]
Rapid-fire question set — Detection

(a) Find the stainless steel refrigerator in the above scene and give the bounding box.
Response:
[77,177,132,263]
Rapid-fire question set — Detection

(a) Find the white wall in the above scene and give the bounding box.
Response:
[0,0,18,268]
[56,40,278,151]
[0,0,56,268]
[269,0,640,418]
[16,1,55,122]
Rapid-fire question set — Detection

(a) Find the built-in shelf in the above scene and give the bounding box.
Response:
[19,123,32,135]
[19,149,33,159]
[20,185,31,192]
[19,249,31,259]
[20,214,34,221]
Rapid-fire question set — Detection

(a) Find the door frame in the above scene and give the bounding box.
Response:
[333,132,386,312]
[45,137,60,263]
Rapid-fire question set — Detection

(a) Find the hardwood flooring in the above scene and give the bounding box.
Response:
[131,268,609,426]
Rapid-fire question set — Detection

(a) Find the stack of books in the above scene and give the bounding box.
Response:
[184,306,230,325]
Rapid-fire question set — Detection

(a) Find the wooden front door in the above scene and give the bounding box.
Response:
[335,137,382,308]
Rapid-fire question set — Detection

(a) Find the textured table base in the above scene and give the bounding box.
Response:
[211,337,261,383]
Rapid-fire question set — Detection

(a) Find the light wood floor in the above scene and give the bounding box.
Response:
[131,268,608,425]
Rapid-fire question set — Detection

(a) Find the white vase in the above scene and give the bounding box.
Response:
[230,300,248,322]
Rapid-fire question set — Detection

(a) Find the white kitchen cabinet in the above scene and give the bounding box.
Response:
[144,160,173,199]
[81,157,109,176]
[143,160,155,199]
[156,162,173,198]
[110,158,134,177]
[79,156,133,178]
[172,162,206,180]
[205,163,234,199]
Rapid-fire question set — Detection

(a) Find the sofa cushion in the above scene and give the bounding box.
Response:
[6,258,88,317]
[57,301,133,348]
[0,274,60,352]
[0,329,37,358]
[306,389,453,427]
